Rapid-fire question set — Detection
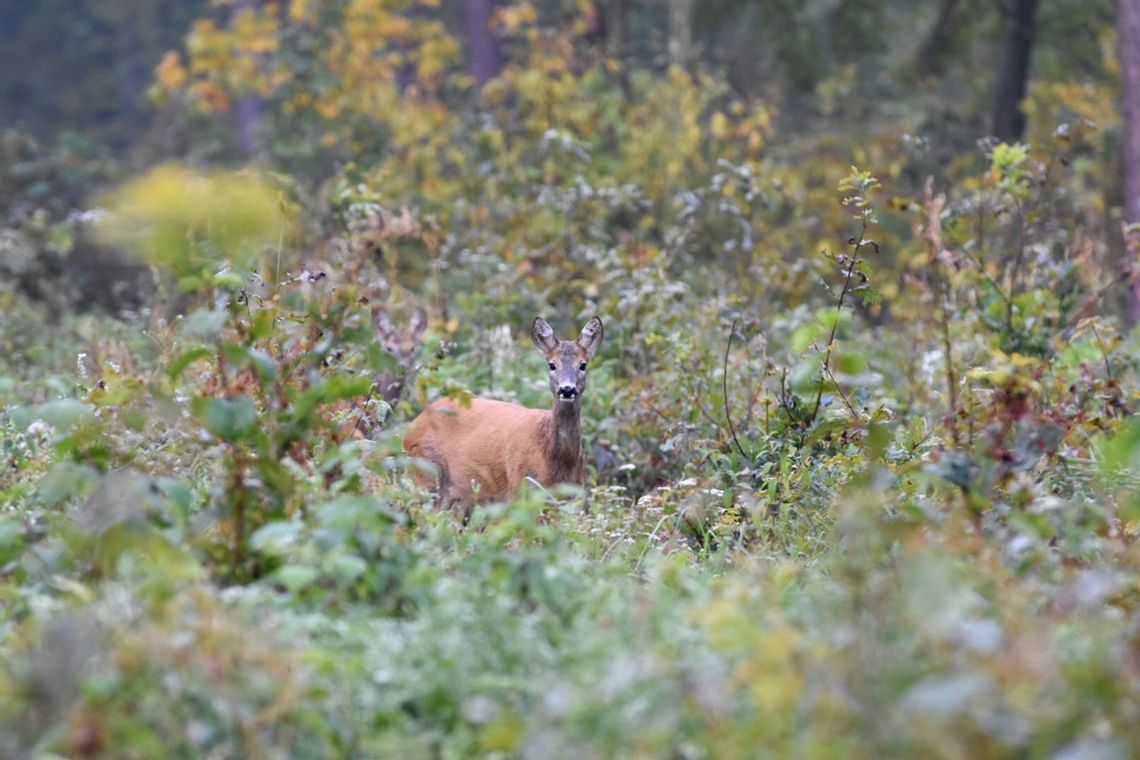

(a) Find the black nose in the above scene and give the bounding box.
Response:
[558,385,578,399]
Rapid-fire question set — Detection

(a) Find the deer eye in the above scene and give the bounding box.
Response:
[578,362,587,371]
[548,362,556,371]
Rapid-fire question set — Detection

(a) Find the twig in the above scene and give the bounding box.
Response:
[1006,198,1026,332]
[723,319,747,460]
[959,245,1013,311]
[938,281,959,417]
[923,180,959,434]
[810,219,867,422]
[633,512,673,573]
[777,367,794,417]
[822,363,859,419]
[1064,275,1127,329]
[1089,322,1114,383]
[274,206,286,293]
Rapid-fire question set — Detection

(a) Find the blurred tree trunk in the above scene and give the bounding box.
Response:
[666,0,695,68]
[916,0,960,77]
[992,0,1038,141]
[601,0,630,60]
[597,0,631,97]
[234,0,263,158]
[466,0,503,83]
[1121,0,1140,324]
[118,10,151,138]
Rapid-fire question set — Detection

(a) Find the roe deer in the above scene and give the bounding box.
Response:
[403,316,603,518]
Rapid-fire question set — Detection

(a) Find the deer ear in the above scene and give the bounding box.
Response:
[577,316,603,359]
[532,317,558,352]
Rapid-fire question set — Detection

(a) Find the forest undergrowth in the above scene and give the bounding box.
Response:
[2,4,1140,756]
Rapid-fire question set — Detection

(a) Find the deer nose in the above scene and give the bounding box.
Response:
[558,385,578,400]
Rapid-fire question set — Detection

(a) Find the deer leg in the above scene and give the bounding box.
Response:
[437,492,473,526]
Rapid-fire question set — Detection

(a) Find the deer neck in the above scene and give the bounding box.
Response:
[547,398,582,465]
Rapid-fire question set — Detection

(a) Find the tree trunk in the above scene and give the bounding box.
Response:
[466,0,503,83]
[598,0,631,98]
[992,0,1038,141]
[666,0,695,69]
[916,0,960,78]
[602,0,630,60]
[1121,0,1140,325]
[234,0,262,158]
[119,16,150,138]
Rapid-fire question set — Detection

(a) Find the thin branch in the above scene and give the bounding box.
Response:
[1089,322,1114,383]
[810,218,866,422]
[821,363,859,419]
[1064,275,1128,329]
[960,244,1013,311]
[937,275,959,415]
[723,319,747,460]
[1006,198,1026,331]
[923,180,959,435]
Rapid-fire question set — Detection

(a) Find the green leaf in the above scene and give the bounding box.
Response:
[317,496,384,529]
[1097,417,1140,475]
[0,515,28,565]
[866,421,892,462]
[804,416,853,446]
[275,564,319,592]
[221,343,277,381]
[249,309,277,340]
[1010,512,1056,541]
[168,346,213,381]
[186,308,228,341]
[37,462,101,508]
[789,355,823,392]
[365,343,402,373]
[329,553,368,586]
[251,520,304,552]
[1097,418,1140,521]
[790,323,822,354]
[200,396,257,441]
[37,399,95,431]
[212,270,245,289]
[7,405,33,429]
[341,325,374,345]
[833,351,869,376]
[321,375,373,402]
[815,307,851,333]
[177,274,205,292]
[155,478,193,523]
[294,375,372,420]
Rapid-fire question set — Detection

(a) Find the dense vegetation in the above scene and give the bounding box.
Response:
[2,1,1139,757]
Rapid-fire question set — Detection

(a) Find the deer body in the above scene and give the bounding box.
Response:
[403,316,603,516]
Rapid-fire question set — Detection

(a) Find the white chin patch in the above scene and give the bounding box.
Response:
[559,396,577,403]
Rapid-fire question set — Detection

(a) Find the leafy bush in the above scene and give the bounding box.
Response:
[2,4,1139,757]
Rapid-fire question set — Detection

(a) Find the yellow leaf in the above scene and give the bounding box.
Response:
[710,111,729,140]
[288,0,311,22]
[97,164,283,283]
[155,51,188,91]
[190,81,231,112]
[477,711,524,753]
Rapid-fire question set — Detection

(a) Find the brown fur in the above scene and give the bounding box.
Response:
[402,316,602,518]
[404,398,582,509]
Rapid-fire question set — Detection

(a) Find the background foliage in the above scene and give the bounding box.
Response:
[2,1,1140,757]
